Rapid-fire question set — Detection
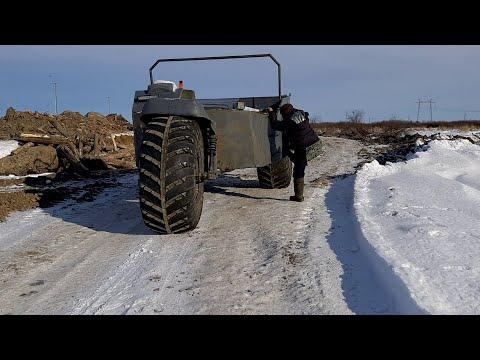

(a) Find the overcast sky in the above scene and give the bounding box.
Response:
[1,45,479,122]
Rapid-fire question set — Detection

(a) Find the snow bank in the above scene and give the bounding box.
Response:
[354,139,480,314]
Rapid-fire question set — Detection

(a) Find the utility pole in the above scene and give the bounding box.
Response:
[429,98,434,122]
[52,82,58,115]
[416,98,436,122]
[417,98,421,122]
[107,96,111,115]
[49,73,58,115]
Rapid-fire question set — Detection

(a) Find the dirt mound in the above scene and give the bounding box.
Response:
[0,145,59,176]
[0,108,137,221]
[0,108,135,175]
[0,108,132,141]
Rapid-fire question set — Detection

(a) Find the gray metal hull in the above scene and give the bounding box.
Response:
[207,109,280,172]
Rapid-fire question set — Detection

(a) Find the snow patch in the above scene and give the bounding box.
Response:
[112,131,134,137]
[0,172,55,180]
[0,140,20,159]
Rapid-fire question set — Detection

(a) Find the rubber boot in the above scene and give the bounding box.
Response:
[290,178,304,202]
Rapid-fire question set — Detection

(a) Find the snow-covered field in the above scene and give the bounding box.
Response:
[355,137,480,314]
[1,133,480,314]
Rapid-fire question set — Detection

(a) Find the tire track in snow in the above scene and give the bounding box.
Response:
[123,233,199,315]
[72,237,157,315]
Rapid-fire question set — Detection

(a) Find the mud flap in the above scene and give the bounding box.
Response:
[306,139,323,162]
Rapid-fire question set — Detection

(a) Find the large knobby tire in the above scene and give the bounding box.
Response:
[257,156,292,189]
[138,116,204,234]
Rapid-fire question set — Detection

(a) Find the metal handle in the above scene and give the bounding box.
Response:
[149,54,282,101]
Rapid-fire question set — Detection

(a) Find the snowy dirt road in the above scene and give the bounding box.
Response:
[0,137,415,314]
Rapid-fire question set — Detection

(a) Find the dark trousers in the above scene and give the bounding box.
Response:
[288,148,307,180]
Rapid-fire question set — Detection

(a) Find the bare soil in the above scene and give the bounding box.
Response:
[0,107,137,222]
[0,170,133,222]
[0,192,39,222]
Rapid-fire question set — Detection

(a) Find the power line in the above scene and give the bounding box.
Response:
[416,98,436,122]
[437,106,472,112]
[463,111,480,120]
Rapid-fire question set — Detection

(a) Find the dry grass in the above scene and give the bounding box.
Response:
[312,120,480,138]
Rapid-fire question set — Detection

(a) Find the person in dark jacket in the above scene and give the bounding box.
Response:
[267,103,319,202]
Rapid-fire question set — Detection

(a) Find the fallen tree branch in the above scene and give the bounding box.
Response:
[57,144,90,175]
[47,117,75,143]
[19,133,69,145]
